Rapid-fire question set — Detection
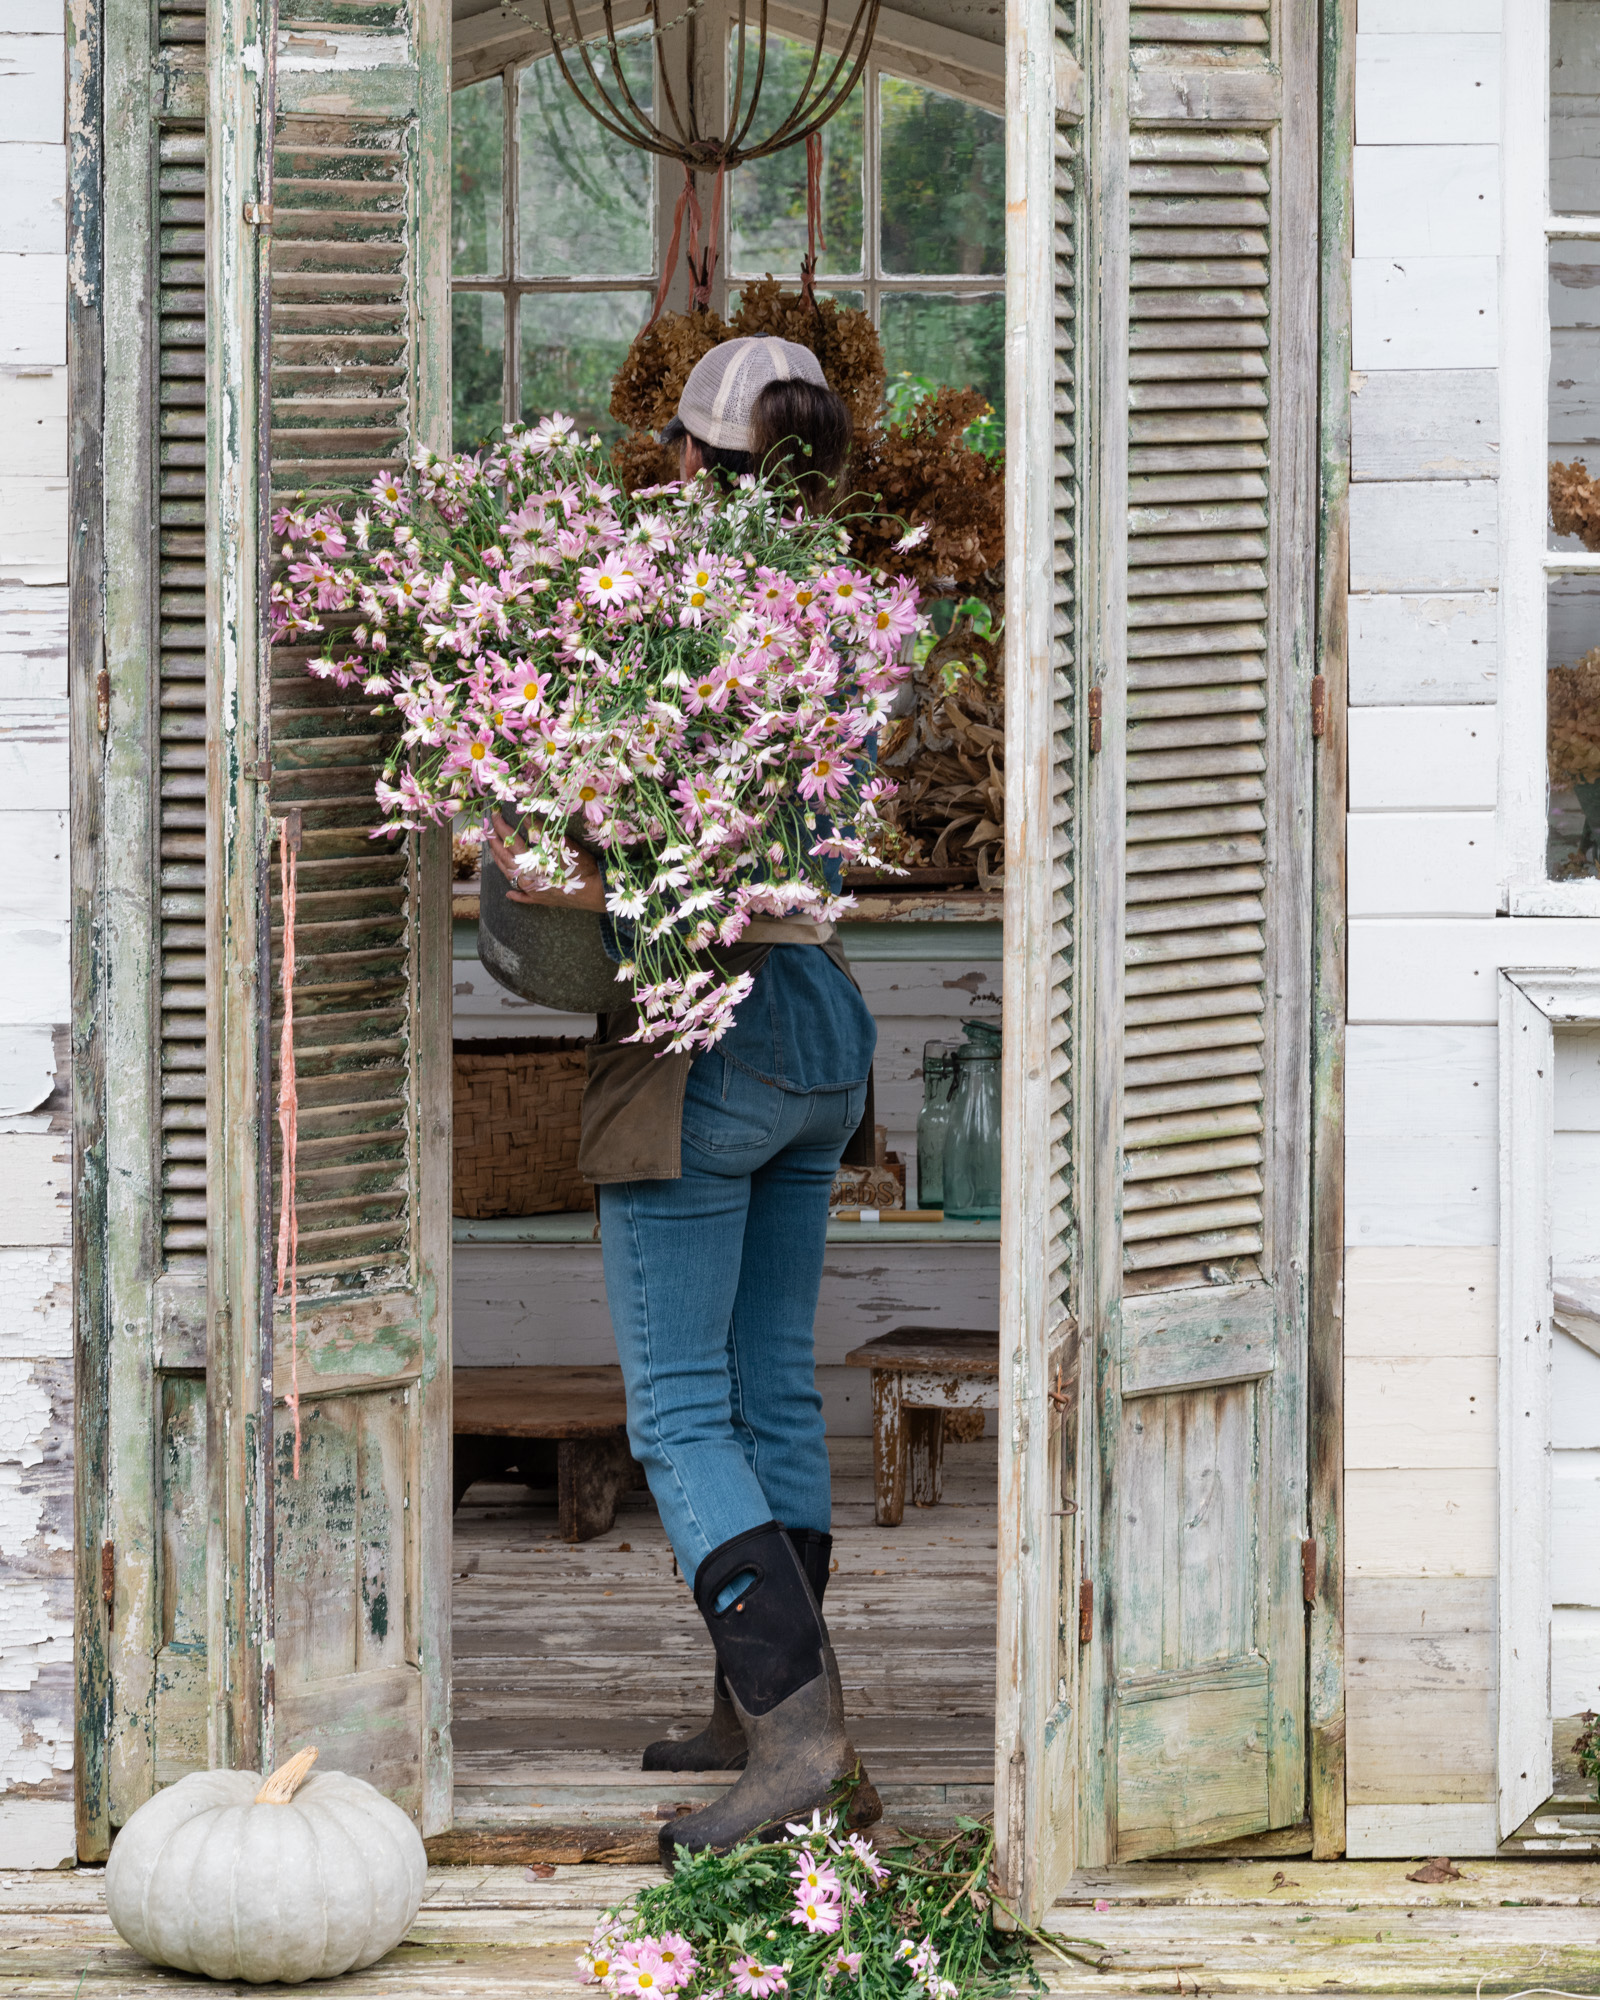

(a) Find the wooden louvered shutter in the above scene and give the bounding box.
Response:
[87,31,218,1848]
[995,0,1083,1924]
[1080,2,1318,1864]
[206,0,453,1825]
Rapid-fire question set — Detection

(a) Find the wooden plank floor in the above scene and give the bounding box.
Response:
[450,1432,998,1834]
[6,1859,1600,1995]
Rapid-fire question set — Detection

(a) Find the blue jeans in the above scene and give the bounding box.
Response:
[598,1056,868,1594]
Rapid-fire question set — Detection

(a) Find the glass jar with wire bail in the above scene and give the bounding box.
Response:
[942,1019,1001,1222]
[915,1041,956,1210]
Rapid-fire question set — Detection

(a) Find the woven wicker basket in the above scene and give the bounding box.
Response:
[452,1038,593,1219]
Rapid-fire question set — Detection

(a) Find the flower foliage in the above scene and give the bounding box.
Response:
[576,1812,1045,2000]
[270,415,920,1051]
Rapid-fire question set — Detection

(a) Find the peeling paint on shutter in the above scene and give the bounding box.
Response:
[158,128,211,1274]
[1120,129,1271,1294]
[1129,1,1269,47]
[269,118,414,1291]
[159,0,207,44]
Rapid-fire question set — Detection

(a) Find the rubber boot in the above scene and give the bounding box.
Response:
[658,1523,879,1865]
[641,1528,833,1772]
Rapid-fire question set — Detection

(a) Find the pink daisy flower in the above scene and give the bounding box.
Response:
[789,1892,841,1936]
[729,1956,787,1997]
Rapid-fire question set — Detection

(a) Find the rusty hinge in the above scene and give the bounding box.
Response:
[1310,674,1328,739]
[101,1540,115,1630]
[95,666,110,734]
[243,201,275,226]
[1087,685,1103,754]
[1078,1578,1093,1645]
[1301,1537,1317,1605]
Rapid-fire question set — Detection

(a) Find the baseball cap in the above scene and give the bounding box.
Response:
[660,336,828,453]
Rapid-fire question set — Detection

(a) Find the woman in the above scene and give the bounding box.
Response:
[487,337,882,1862]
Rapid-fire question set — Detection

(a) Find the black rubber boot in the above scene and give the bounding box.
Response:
[658,1523,878,1866]
[640,1528,833,1772]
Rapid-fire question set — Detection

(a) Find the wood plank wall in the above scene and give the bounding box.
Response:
[1344,0,1504,1862]
[0,0,77,1871]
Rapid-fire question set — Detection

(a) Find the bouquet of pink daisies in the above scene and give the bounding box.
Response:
[571,1807,1051,1997]
[271,413,923,1050]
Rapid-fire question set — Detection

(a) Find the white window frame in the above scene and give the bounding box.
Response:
[1495,964,1600,1841]
[448,0,1004,436]
[1498,0,1600,915]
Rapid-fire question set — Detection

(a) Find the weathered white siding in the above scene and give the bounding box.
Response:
[0,0,76,1869]
[1344,0,1504,1861]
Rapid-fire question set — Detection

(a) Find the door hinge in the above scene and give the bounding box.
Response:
[101,1540,115,1629]
[1078,1578,1093,1645]
[1310,674,1328,739]
[1087,685,1103,755]
[243,201,274,226]
[1301,1537,1317,1605]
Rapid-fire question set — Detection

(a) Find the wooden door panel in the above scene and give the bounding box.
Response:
[1116,1670,1269,1858]
[1120,1281,1275,1395]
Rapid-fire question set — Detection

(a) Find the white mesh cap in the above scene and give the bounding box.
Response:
[661,336,828,454]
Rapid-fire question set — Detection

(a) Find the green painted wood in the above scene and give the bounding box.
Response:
[452,918,1004,963]
[69,0,111,1867]
[452,1216,1002,1246]
[1309,0,1355,1864]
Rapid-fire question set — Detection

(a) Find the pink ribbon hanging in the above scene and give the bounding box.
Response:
[275,810,303,1479]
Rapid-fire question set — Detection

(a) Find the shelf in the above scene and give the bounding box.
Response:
[454,1215,1001,1247]
[452,884,1002,967]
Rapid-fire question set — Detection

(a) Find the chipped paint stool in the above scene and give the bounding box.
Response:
[452,1365,642,1543]
[843,1327,1000,1526]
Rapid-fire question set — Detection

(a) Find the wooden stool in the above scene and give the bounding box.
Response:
[843,1327,1000,1526]
[453,1365,641,1543]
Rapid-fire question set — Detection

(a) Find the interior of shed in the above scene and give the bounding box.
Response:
[442,0,1007,1839]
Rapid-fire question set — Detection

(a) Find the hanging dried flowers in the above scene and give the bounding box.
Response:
[610,290,1007,884]
[1551,458,1600,552]
[1549,646,1600,788]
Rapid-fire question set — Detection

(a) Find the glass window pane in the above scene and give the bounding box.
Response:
[728,32,864,278]
[879,291,1004,424]
[518,35,654,278]
[879,77,1003,277]
[453,77,505,276]
[452,290,505,449]
[520,292,646,444]
[727,287,865,316]
[1550,240,1600,553]
[1548,575,1600,877]
[1551,0,1600,215]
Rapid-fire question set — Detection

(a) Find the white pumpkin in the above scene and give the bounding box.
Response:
[105,1748,427,1984]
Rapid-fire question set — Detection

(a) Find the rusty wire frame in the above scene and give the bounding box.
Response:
[539,0,882,170]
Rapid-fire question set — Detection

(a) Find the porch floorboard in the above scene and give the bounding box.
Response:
[6,1860,1600,1994]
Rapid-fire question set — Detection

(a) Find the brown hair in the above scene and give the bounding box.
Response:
[749,378,852,513]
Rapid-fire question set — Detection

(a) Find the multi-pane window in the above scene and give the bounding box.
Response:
[449,20,1004,449]
[451,32,657,448]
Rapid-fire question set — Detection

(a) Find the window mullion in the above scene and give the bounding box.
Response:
[504,64,519,424]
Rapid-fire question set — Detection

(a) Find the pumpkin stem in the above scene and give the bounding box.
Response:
[254,1746,319,1804]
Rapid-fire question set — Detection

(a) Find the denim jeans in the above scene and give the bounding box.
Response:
[598,962,873,1595]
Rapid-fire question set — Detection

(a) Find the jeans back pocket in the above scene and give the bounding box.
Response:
[681,1053,787,1156]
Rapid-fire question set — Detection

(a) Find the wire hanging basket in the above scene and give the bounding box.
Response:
[539,0,881,172]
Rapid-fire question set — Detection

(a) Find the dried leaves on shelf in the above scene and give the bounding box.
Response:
[877,610,1006,887]
[851,385,1004,602]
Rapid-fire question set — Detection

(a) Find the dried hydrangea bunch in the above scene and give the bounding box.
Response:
[1551,458,1600,553]
[270,415,922,1051]
[609,288,1000,610]
[1549,646,1600,788]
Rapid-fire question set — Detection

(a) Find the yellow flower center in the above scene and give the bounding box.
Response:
[690,591,707,608]
[694,570,710,587]
[470,742,486,760]
[876,611,892,629]
[597,574,614,590]
[796,588,813,606]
